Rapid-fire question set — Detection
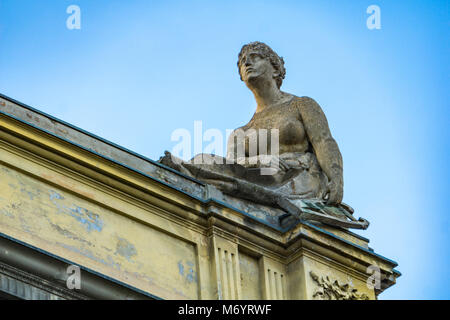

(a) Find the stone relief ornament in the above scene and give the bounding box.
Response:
[159,41,369,230]
[310,271,369,300]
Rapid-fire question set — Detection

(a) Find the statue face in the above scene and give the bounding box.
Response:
[239,51,276,85]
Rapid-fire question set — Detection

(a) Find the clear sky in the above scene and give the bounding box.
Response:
[0,0,448,299]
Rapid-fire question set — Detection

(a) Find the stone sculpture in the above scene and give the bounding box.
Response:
[159,42,368,229]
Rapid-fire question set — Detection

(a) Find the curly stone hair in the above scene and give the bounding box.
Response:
[237,41,286,89]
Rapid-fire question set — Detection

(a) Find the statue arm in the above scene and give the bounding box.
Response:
[226,129,240,162]
[297,97,343,204]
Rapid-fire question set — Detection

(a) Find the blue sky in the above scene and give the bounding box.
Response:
[0,0,449,299]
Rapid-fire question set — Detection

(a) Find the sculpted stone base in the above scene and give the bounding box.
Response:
[160,151,370,230]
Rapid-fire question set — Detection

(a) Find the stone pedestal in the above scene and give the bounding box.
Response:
[0,94,400,300]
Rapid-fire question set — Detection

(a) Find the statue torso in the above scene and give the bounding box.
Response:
[237,96,310,156]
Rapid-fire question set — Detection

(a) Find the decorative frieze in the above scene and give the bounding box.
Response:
[310,271,369,300]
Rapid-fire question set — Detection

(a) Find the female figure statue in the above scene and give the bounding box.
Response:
[160,42,368,229]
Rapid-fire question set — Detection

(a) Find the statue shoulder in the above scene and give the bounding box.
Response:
[227,125,247,147]
[292,95,321,108]
[228,124,247,137]
[291,96,326,118]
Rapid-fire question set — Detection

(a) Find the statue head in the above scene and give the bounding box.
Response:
[237,42,286,89]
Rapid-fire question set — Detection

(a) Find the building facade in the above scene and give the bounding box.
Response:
[0,93,400,300]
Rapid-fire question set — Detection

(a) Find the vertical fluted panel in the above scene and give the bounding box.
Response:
[217,248,239,300]
[266,269,285,300]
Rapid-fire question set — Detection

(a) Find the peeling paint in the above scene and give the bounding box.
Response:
[20,186,40,200]
[49,190,104,233]
[178,261,184,276]
[177,260,197,284]
[186,269,195,283]
[18,213,33,233]
[49,190,64,201]
[49,222,93,246]
[59,243,122,271]
[115,237,137,261]
[69,206,104,232]
[186,261,194,267]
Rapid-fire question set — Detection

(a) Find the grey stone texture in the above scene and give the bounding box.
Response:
[159,42,368,229]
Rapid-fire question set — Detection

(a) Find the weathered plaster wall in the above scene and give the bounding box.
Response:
[0,161,200,299]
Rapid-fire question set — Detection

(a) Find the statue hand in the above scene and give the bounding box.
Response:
[325,179,343,205]
[260,155,291,172]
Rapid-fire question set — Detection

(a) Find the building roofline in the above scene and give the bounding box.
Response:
[0,92,205,186]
